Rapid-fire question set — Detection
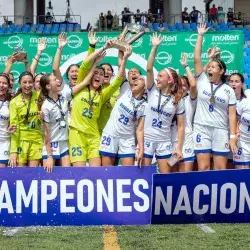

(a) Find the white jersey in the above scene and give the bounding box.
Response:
[42,87,72,142]
[144,85,185,142]
[171,94,197,143]
[103,89,147,138]
[194,72,236,129]
[119,80,130,97]
[0,101,10,141]
[237,96,250,143]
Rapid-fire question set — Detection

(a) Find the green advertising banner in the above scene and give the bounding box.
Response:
[0,31,244,89]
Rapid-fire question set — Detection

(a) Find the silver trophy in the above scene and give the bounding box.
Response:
[13,46,27,62]
[112,24,145,52]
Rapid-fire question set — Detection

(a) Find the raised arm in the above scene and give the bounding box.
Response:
[180,53,197,99]
[30,38,47,76]
[194,23,209,76]
[72,52,106,95]
[52,33,68,83]
[3,55,17,75]
[147,33,162,89]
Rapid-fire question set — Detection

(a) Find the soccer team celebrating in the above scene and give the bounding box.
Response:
[0,23,250,173]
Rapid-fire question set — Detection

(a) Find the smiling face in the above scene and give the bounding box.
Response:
[0,76,9,97]
[45,74,61,94]
[128,68,140,86]
[207,61,224,83]
[156,69,172,89]
[101,64,113,84]
[34,74,43,90]
[131,75,145,95]
[91,68,105,90]
[20,75,34,96]
[67,65,79,86]
[229,74,244,98]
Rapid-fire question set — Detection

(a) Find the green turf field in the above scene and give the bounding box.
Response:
[1,224,250,250]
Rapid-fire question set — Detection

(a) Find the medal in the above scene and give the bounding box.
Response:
[106,102,112,109]
[23,118,28,125]
[60,120,66,127]
[89,105,93,112]
[210,96,215,104]
[132,116,137,122]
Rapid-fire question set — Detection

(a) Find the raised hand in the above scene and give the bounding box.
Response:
[37,38,47,52]
[58,32,68,49]
[150,33,162,47]
[88,29,98,45]
[197,23,210,36]
[95,51,106,64]
[180,53,188,67]
[207,46,220,59]
[123,45,132,59]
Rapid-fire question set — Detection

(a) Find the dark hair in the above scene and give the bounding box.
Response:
[0,73,10,86]
[34,73,44,82]
[12,71,34,99]
[9,72,14,78]
[66,64,79,79]
[211,59,227,83]
[100,63,114,74]
[229,73,246,99]
[91,66,105,92]
[128,67,142,75]
[168,68,183,104]
[37,73,51,110]
[0,73,12,101]
[180,75,190,89]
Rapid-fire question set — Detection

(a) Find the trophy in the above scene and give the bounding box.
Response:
[13,46,27,62]
[112,24,145,52]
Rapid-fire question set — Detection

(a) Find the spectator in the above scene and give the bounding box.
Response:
[182,7,190,23]
[99,13,105,30]
[158,23,165,32]
[209,4,217,23]
[127,8,132,23]
[134,9,142,24]
[227,8,234,23]
[233,12,243,25]
[190,6,201,23]
[217,6,225,23]
[143,23,150,32]
[106,10,113,31]
[121,7,130,28]
[147,9,155,23]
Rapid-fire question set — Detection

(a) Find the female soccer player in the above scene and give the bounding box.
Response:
[69,46,131,167]
[0,73,16,167]
[193,23,237,171]
[228,73,247,168]
[9,72,43,167]
[233,91,250,168]
[178,53,198,172]
[39,55,104,172]
[100,75,147,167]
[143,33,185,173]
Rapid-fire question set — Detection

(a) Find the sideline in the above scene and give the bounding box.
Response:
[103,226,121,250]
[196,224,216,233]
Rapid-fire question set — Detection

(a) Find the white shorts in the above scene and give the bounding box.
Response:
[99,132,135,158]
[0,140,10,164]
[144,140,172,159]
[233,140,250,166]
[42,140,69,160]
[180,132,195,162]
[193,124,230,156]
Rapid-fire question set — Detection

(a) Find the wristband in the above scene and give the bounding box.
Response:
[230,134,236,139]
[58,47,63,51]
[184,65,189,68]
[89,44,96,48]
[198,32,204,36]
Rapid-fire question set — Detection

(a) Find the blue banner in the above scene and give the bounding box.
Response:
[151,170,250,224]
[0,166,156,227]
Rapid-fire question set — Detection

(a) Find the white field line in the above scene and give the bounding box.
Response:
[196,224,216,233]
